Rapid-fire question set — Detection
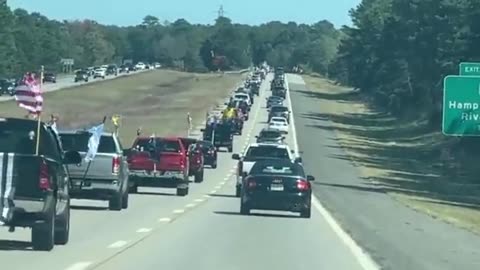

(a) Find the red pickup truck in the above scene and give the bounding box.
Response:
[126,136,190,196]
[179,137,204,183]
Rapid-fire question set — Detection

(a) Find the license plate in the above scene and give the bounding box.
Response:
[270,184,284,191]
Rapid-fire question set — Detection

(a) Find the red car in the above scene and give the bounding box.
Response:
[179,137,205,183]
[126,136,190,196]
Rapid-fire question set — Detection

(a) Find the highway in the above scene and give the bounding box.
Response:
[0,73,373,270]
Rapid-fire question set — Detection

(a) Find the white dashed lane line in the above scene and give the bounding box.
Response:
[194,198,205,202]
[136,228,152,233]
[108,240,128,249]
[65,262,93,270]
[172,209,185,214]
[210,190,217,194]
[158,217,172,223]
[185,203,196,208]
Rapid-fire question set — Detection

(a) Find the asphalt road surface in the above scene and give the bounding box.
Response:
[0,73,372,270]
[0,69,150,102]
[289,74,480,270]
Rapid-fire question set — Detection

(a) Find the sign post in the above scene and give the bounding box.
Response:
[459,62,480,76]
[442,75,480,136]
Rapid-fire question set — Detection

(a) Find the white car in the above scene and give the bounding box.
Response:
[231,143,301,197]
[135,62,146,70]
[93,68,106,79]
[154,63,162,69]
[268,116,289,133]
[233,93,251,106]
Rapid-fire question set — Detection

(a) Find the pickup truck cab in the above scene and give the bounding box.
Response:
[59,131,130,211]
[231,143,301,197]
[179,138,205,183]
[126,136,190,196]
[0,118,81,251]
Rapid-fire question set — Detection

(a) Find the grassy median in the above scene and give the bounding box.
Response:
[302,75,480,235]
[0,70,244,146]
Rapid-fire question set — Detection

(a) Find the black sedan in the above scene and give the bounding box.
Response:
[43,72,56,83]
[240,159,315,218]
[266,96,284,108]
[198,140,218,168]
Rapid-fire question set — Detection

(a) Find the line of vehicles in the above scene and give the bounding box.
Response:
[0,65,267,251]
[231,66,316,218]
[74,62,161,83]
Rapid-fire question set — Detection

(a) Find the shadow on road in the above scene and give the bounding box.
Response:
[214,210,299,219]
[209,194,237,198]
[71,205,108,211]
[134,191,177,197]
[0,240,32,251]
[294,88,480,209]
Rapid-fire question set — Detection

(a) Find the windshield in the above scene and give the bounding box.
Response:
[245,146,290,159]
[60,133,117,153]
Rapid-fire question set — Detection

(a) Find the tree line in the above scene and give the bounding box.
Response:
[0,1,341,77]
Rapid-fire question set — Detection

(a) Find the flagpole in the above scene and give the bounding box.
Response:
[34,65,44,155]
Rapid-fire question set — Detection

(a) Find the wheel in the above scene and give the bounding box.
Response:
[121,190,129,209]
[32,205,55,251]
[194,170,204,183]
[211,161,217,169]
[235,185,241,197]
[300,207,311,218]
[228,146,233,152]
[108,192,122,211]
[176,186,189,196]
[54,199,70,245]
[240,201,250,215]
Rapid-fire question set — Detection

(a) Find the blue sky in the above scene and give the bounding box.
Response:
[8,0,361,28]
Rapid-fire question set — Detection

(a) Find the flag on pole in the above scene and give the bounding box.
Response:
[84,123,104,162]
[14,73,43,116]
[187,112,192,128]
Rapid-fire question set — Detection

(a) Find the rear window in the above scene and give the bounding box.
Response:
[271,107,288,112]
[245,146,289,159]
[260,131,281,138]
[133,138,181,153]
[60,133,117,153]
[251,160,304,176]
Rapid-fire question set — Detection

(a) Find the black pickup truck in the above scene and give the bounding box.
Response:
[0,118,81,251]
[201,121,234,152]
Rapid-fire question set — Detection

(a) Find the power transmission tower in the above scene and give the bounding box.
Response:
[217,5,225,18]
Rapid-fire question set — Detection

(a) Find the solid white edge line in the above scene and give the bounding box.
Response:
[286,74,380,270]
[107,240,128,249]
[65,262,93,270]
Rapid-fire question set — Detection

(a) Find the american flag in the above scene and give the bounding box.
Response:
[14,73,43,115]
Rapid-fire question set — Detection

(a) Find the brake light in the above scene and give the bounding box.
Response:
[296,179,310,191]
[39,161,50,190]
[247,178,257,189]
[112,156,120,174]
[180,157,185,169]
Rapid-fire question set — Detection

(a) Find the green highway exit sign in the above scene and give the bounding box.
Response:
[459,62,480,76]
[443,75,480,136]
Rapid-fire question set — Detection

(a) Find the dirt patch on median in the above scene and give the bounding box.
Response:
[0,70,244,145]
[301,75,480,235]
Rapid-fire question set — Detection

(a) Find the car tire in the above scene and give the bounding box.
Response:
[54,199,70,245]
[32,205,55,251]
[129,184,138,193]
[108,193,122,211]
[240,201,250,215]
[194,170,204,183]
[300,207,311,218]
[121,190,129,209]
[211,161,217,169]
[176,186,189,196]
[228,146,233,152]
[235,185,241,197]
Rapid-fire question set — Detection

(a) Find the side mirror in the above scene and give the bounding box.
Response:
[200,128,205,132]
[122,148,131,156]
[64,150,82,165]
[295,157,303,163]
[255,135,259,138]
[232,153,240,160]
[306,175,315,181]
[282,136,286,140]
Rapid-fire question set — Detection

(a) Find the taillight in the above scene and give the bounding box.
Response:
[39,161,50,190]
[247,178,256,189]
[112,156,120,174]
[296,179,310,191]
[180,157,185,169]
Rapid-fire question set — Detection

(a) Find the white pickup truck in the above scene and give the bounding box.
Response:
[231,142,301,197]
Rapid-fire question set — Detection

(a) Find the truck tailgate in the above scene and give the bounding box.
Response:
[67,152,117,180]
[129,152,185,171]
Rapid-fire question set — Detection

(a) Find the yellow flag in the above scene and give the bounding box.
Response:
[112,114,121,127]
